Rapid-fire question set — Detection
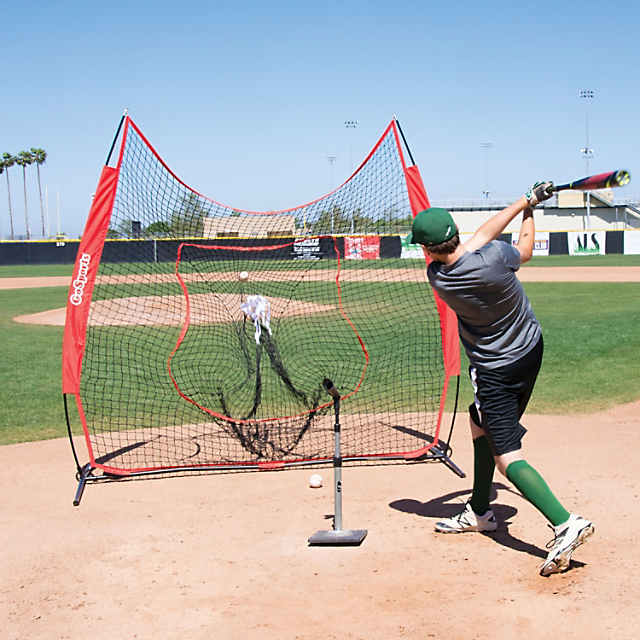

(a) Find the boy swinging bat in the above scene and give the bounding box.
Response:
[408,181,598,576]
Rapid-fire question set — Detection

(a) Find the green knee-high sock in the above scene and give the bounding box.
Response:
[506,460,570,526]
[469,436,495,515]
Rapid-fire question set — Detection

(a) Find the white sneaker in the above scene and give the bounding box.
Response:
[540,514,595,576]
[434,502,498,533]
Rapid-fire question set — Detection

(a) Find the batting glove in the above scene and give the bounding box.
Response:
[525,181,554,206]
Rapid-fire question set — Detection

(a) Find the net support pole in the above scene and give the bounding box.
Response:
[73,463,93,506]
[308,379,367,546]
[394,116,416,166]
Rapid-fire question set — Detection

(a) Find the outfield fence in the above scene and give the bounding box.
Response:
[2,229,640,265]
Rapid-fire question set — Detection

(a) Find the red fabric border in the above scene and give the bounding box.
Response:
[402,162,461,456]
[405,165,430,215]
[62,166,119,393]
[403,164,460,379]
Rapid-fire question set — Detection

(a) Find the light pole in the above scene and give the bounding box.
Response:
[579,89,595,229]
[344,120,358,172]
[480,142,493,200]
[345,120,358,233]
[327,154,336,234]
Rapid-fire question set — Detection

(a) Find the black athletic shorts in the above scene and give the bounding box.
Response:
[468,336,543,456]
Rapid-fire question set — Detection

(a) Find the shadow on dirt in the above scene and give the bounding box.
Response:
[389,483,585,568]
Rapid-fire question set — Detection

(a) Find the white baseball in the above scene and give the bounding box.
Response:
[239,271,249,281]
[309,473,323,488]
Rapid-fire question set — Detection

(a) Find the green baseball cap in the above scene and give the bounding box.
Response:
[407,208,458,246]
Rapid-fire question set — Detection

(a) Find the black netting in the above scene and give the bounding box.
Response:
[77,119,445,473]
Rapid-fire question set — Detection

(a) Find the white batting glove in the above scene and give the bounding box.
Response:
[525,181,554,207]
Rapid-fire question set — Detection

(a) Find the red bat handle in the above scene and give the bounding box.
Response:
[552,169,630,192]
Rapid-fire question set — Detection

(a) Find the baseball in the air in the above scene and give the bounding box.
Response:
[239,271,249,281]
[309,473,323,488]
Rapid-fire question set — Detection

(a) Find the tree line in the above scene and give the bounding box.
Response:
[108,193,414,240]
[0,148,47,240]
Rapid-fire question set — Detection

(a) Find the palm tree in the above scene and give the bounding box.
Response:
[15,150,34,239]
[1,152,16,240]
[30,148,47,237]
[0,161,12,240]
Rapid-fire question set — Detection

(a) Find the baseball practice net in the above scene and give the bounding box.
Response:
[63,115,460,495]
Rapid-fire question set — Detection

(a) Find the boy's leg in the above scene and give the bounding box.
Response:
[497,451,594,575]
[469,417,495,516]
[433,411,497,534]
[495,453,569,526]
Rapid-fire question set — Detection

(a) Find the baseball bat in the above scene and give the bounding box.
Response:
[552,169,631,192]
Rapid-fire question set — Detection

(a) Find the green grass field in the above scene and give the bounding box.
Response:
[1,253,640,279]
[452,281,640,413]
[1,259,639,446]
[1,286,70,443]
[524,254,640,267]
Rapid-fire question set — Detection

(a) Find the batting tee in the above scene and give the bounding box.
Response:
[63,114,462,504]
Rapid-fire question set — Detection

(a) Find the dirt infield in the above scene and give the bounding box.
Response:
[2,401,640,640]
[13,293,334,327]
[3,268,640,639]
[2,265,640,293]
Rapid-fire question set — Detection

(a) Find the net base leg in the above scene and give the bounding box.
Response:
[439,454,466,478]
[73,463,94,506]
[432,443,466,478]
[406,442,466,478]
[308,528,368,546]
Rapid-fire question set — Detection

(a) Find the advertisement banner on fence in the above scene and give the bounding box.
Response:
[624,230,640,255]
[344,236,380,260]
[293,237,322,260]
[568,231,606,256]
[512,232,550,256]
[400,235,425,259]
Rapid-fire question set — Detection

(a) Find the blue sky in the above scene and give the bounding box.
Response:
[2,0,639,238]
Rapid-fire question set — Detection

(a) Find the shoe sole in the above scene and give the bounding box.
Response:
[434,523,498,534]
[539,524,595,576]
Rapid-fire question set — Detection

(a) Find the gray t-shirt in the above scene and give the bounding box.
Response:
[427,240,541,369]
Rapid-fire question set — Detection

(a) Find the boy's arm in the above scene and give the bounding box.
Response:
[461,182,552,254]
[462,196,529,253]
[515,207,535,263]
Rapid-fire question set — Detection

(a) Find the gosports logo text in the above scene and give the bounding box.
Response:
[69,253,91,306]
